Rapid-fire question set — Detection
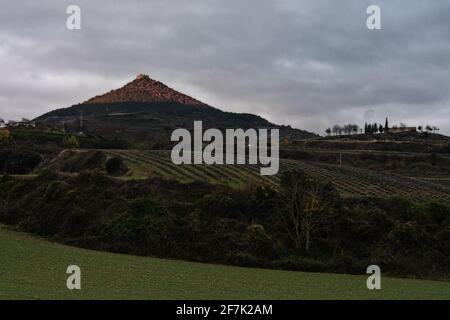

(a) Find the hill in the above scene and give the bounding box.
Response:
[1,226,449,300]
[84,74,208,107]
[37,149,450,204]
[35,74,317,147]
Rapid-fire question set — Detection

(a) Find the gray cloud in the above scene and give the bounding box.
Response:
[0,0,449,134]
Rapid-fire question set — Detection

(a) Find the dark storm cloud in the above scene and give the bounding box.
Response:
[0,0,449,134]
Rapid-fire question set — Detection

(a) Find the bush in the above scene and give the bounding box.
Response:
[271,255,340,273]
[0,128,11,142]
[242,224,274,258]
[229,252,262,268]
[105,157,128,176]
[0,148,42,174]
[59,151,106,173]
[99,198,169,255]
[65,136,79,149]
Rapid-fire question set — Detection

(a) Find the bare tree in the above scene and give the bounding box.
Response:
[302,182,324,251]
[332,125,340,136]
[280,175,302,249]
[278,170,333,252]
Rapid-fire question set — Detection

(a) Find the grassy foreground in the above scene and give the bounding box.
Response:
[0,226,449,300]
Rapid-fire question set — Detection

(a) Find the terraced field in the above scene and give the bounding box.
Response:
[106,149,279,188]
[282,159,450,203]
[102,150,450,204]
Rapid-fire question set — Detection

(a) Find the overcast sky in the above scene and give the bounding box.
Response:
[0,0,449,135]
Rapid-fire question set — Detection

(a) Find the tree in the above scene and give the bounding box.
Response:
[379,124,384,133]
[0,128,10,141]
[372,123,379,134]
[426,125,433,134]
[343,124,351,135]
[332,125,340,136]
[325,128,331,136]
[385,117,389,131]
[417,126,423,133]
[278,169,337,251]
[432,126,440,134]
[65,136,80,149]
[0,148,41,174]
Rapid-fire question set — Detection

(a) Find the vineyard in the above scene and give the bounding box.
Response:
[105,149,279,188]
[282,159,450,203]
[102,150,450,204]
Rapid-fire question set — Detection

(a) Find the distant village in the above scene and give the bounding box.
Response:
[325,117,441,136]
[0,118,38,140]
[0,118,36,129]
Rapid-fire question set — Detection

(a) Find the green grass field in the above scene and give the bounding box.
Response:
[1,226,449,300]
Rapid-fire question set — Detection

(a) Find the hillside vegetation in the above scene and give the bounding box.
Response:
[1,226,449,300]
[1,169,450,279]
[39,149,450,204]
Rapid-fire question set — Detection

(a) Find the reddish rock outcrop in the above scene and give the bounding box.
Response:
[84,73,208,107]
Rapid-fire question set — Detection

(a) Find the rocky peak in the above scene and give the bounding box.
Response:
[135,73,150,80]
[83,74,208,107]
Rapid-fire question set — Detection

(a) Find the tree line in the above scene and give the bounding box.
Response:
[325,117,441,136]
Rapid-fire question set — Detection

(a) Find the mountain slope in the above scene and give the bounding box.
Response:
[35,74,317,146]
[83,74,208,107]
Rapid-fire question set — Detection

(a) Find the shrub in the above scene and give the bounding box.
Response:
[99,198,169,255]
[229,252,262,268]
[242,224,274,258]
[271,255,339,273]
[105,157,128,176]
[59,151,106,173]
[65,136,79,149]
[0,128,11,142]
[0,148,42,174]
